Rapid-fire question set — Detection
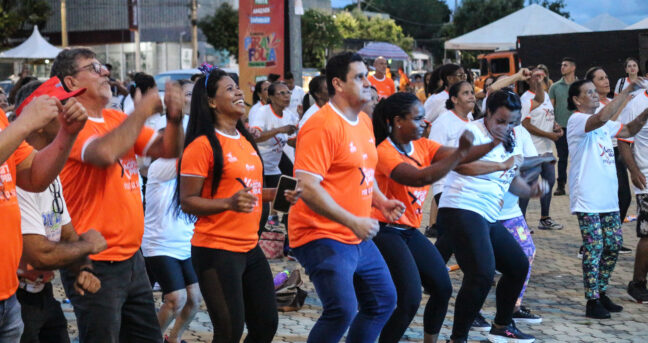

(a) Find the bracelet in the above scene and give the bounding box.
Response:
[166,113,183,124]
[80,267,96,276]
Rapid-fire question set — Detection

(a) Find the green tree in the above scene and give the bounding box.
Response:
[446,0,524,37]
[301,9,342,69]
[334,9,414,54]
[198,3,238,62]
[529,0,570,19]
[0,0,51,47]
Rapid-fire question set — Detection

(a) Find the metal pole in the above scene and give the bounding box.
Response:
[134,0,141,71]
[191,0,198,67]
[288,0,302,86]
[61,0,68,47]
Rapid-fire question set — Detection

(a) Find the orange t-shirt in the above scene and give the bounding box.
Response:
[0,112,34,300]
[372,138,441,229]
[288,103,377,248]
[369,74,396,99]
[60,109,157,261]
[180,131,263,252]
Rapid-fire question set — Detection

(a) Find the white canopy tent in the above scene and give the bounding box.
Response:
[626,17,648,30]
[0,26,61,61]
[584,13,627,31]
[444,4,590,51]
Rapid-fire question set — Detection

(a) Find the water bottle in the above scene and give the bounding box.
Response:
[273,270,290,289]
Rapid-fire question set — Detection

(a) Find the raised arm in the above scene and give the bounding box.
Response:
[618,107,648,139]
[16,98,88,192]
[143,81,185,159]
[586,82,639,132]
[487,68,529,94]
[83,90,160,167]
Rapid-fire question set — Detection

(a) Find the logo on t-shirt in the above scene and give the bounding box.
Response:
[598,143,615,165]
[349,141,357,153]
[408,189,428,207]
[227,152,238,162]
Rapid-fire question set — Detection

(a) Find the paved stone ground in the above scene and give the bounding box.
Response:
[55,192,648,342]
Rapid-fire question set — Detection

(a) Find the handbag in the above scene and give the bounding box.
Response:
[259,229,285,259]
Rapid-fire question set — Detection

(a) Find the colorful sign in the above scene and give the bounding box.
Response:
[239,0,285,105]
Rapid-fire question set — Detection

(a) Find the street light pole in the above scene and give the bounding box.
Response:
[61,0,68,47]
[191,0,198,67]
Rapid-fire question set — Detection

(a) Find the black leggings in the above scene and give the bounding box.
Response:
[614,147,632,221]
[191,245,278,343]
[433,193,454,263]
[373,225,452,341]
[437,208,529,341]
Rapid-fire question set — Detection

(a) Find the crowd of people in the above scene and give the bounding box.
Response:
[0,45,648,343]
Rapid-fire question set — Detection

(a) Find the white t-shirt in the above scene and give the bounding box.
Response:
[567,112,623,213]
[499,126,538,220]
[439,119,521,222]
[142,158,195,260]
[521,91,555,154]
[16,177,71,292]
[614,77,631,96]
[617,90,648,194]
[248,101,265,120]
[248,104,299,175]
[299,103,321,128]
[288,85,305,115]
[428,109,473,195]
[424,90,449,124]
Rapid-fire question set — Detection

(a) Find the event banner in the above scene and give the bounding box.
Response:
[239,0,285,105]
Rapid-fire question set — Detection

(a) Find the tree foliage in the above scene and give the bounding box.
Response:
[333,9,414,55]
[361,0,450,40]
[301,9,342,69]
[198,3,239,62]
[529,0,570,19]
[442,0,524,38]
[0,0,51,47]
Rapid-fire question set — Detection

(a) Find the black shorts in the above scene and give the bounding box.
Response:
[145,256,198,295]
[636,194,648,238]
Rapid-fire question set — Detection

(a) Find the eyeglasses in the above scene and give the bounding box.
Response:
[76,62,108,75]
[49,179,64,215]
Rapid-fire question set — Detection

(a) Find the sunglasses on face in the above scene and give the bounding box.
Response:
[77,62,108,75]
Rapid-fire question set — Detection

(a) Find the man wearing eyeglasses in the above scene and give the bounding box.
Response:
[0,83,89,341]
[11,78,109,343]
[49,47,186,343]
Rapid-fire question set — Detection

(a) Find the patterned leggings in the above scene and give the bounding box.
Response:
[576,212,623,300]
[500,216,536,308]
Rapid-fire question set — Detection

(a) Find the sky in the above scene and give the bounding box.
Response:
[330,0,648,27]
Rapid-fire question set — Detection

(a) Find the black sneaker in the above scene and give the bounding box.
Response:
[577,245,584,259]
[487,322,535,343]
[512,306,542,324]
[553,187,566,196]
[619,246,632,254]
[585,299,611,319]
[599,293,623,312]
[627,280,648,303]
[424,225,438,238]
[538,217,563,230]
[471,312,491,332]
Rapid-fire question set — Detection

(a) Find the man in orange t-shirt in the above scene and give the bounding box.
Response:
[50,48,185,343]
[288,52,405,342]
[368,56,396,99]
[0,92,87,341]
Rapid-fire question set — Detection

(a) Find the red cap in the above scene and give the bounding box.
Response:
[15,77,86,116]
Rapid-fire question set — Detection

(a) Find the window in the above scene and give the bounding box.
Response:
[490,58,510,74]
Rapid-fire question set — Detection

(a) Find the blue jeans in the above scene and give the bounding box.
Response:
[293,239,397,343]
[0,294,24,342]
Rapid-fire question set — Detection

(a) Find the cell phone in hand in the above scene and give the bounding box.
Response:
[272,175,298,213]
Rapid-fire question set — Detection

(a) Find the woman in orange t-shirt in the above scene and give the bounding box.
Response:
[175,67,299,343]
[371,92,499,343]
